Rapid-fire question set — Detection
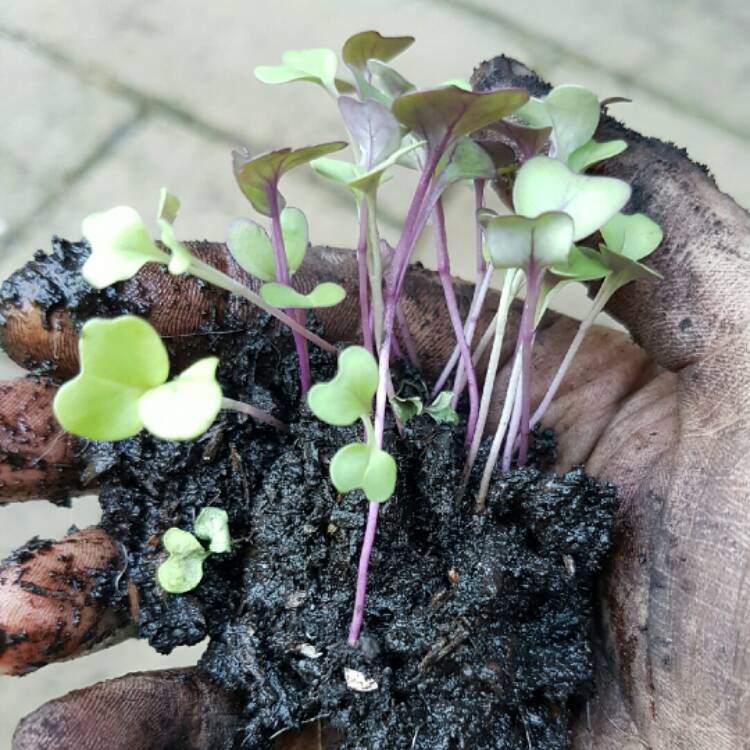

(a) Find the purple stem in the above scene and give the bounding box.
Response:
[348,146,445,646]
[347,501,380,644]
[268,188,311,393]
[356,205,373,354]
[432,198,480,447]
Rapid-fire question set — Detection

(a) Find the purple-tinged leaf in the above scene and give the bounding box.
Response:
[233,142,347,215]
[392,86,529,153]
[338,97,401,168]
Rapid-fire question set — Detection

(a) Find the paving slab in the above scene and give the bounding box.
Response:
[0,37,135,239]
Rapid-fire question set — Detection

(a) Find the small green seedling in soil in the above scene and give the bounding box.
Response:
[53,315,285,442]
[157,507,232,594]
[231,143,348,392]
[81,189,338,365]
[56,29,665,650]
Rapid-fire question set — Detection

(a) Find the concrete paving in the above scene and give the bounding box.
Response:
[0,0,748,744]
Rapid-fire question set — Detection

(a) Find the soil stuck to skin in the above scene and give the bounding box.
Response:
[84,313,617,749]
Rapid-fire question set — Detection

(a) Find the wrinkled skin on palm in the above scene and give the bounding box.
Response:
[0,58,748,749]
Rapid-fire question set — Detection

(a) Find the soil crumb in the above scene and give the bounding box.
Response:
[88,319,617,749]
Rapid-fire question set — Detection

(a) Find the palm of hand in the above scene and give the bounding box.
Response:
[1,88,748,750]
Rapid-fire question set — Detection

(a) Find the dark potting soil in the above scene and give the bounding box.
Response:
[84,317,618,750]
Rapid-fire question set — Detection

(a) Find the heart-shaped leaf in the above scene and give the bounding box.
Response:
[255,48,342,97]
[601,212,663,260]
[81,206,169,289]
[519,85,600,164]
[156,188,193,275]
[339,97,401,169]
[599,245,663,281]
[194,507,231,554]
[233,142,347,216]
[329,442,397,502]
[568,139,627,173]
[138,357,223,441]
[513,156,631,241]
[260,281,345,309]
[53,316,170,441]
[342,31,414,77]
[307,346,379,426]
[393,86,529,153]
[227,207,308,282]
[157,528,209,594]
[480,211,574,269]
[310,157,362,186]
[551,245,611,280]
[435,138,496,189]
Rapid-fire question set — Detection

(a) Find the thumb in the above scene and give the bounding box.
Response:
[472,56,750,374]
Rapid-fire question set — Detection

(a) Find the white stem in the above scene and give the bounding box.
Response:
[454,273,524,399]
[529,277,615,429]
[464,269,518,478]
[475,353,522,509]
[188,258,338,355]
[449,264,495,407]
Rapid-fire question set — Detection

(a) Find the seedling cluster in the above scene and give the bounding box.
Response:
[52,31,661,646]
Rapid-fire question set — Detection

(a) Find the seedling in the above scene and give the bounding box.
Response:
[157,507,232,594]
[53,315,285,442]
[55,30,663,648]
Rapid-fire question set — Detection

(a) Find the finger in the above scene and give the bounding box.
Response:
[0,240,506,382]
[0,377,83,503]
[0,526,130,675]
[472,56,750,373]
[12,667,238,750]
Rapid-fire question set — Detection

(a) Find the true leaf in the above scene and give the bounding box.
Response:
[157,528,209,594]
[392,86,529,153]
[435,138,496,188]
[513,156,631,241]
[255,48,341,97]
[424,391,459,425]
[480,211,574,269]
[260,281,345,309]
[339,97,401,168]
[329,442,397,503]
[81,206,169,289]
[53,316,169,441]
[568,139,627,173]
[194,507,232,554]
[233,142,347,216]
[601,212,663,261]
[390,395,423,424]
[227,207,308,282]
[307,346,379,426]
[138,357,223,441]
[599,245,663,281]
[551,245,611,280]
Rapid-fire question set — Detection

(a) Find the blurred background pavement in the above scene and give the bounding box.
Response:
[1,0,748,744]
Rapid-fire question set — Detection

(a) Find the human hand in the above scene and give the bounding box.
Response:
[1,65,748,748]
